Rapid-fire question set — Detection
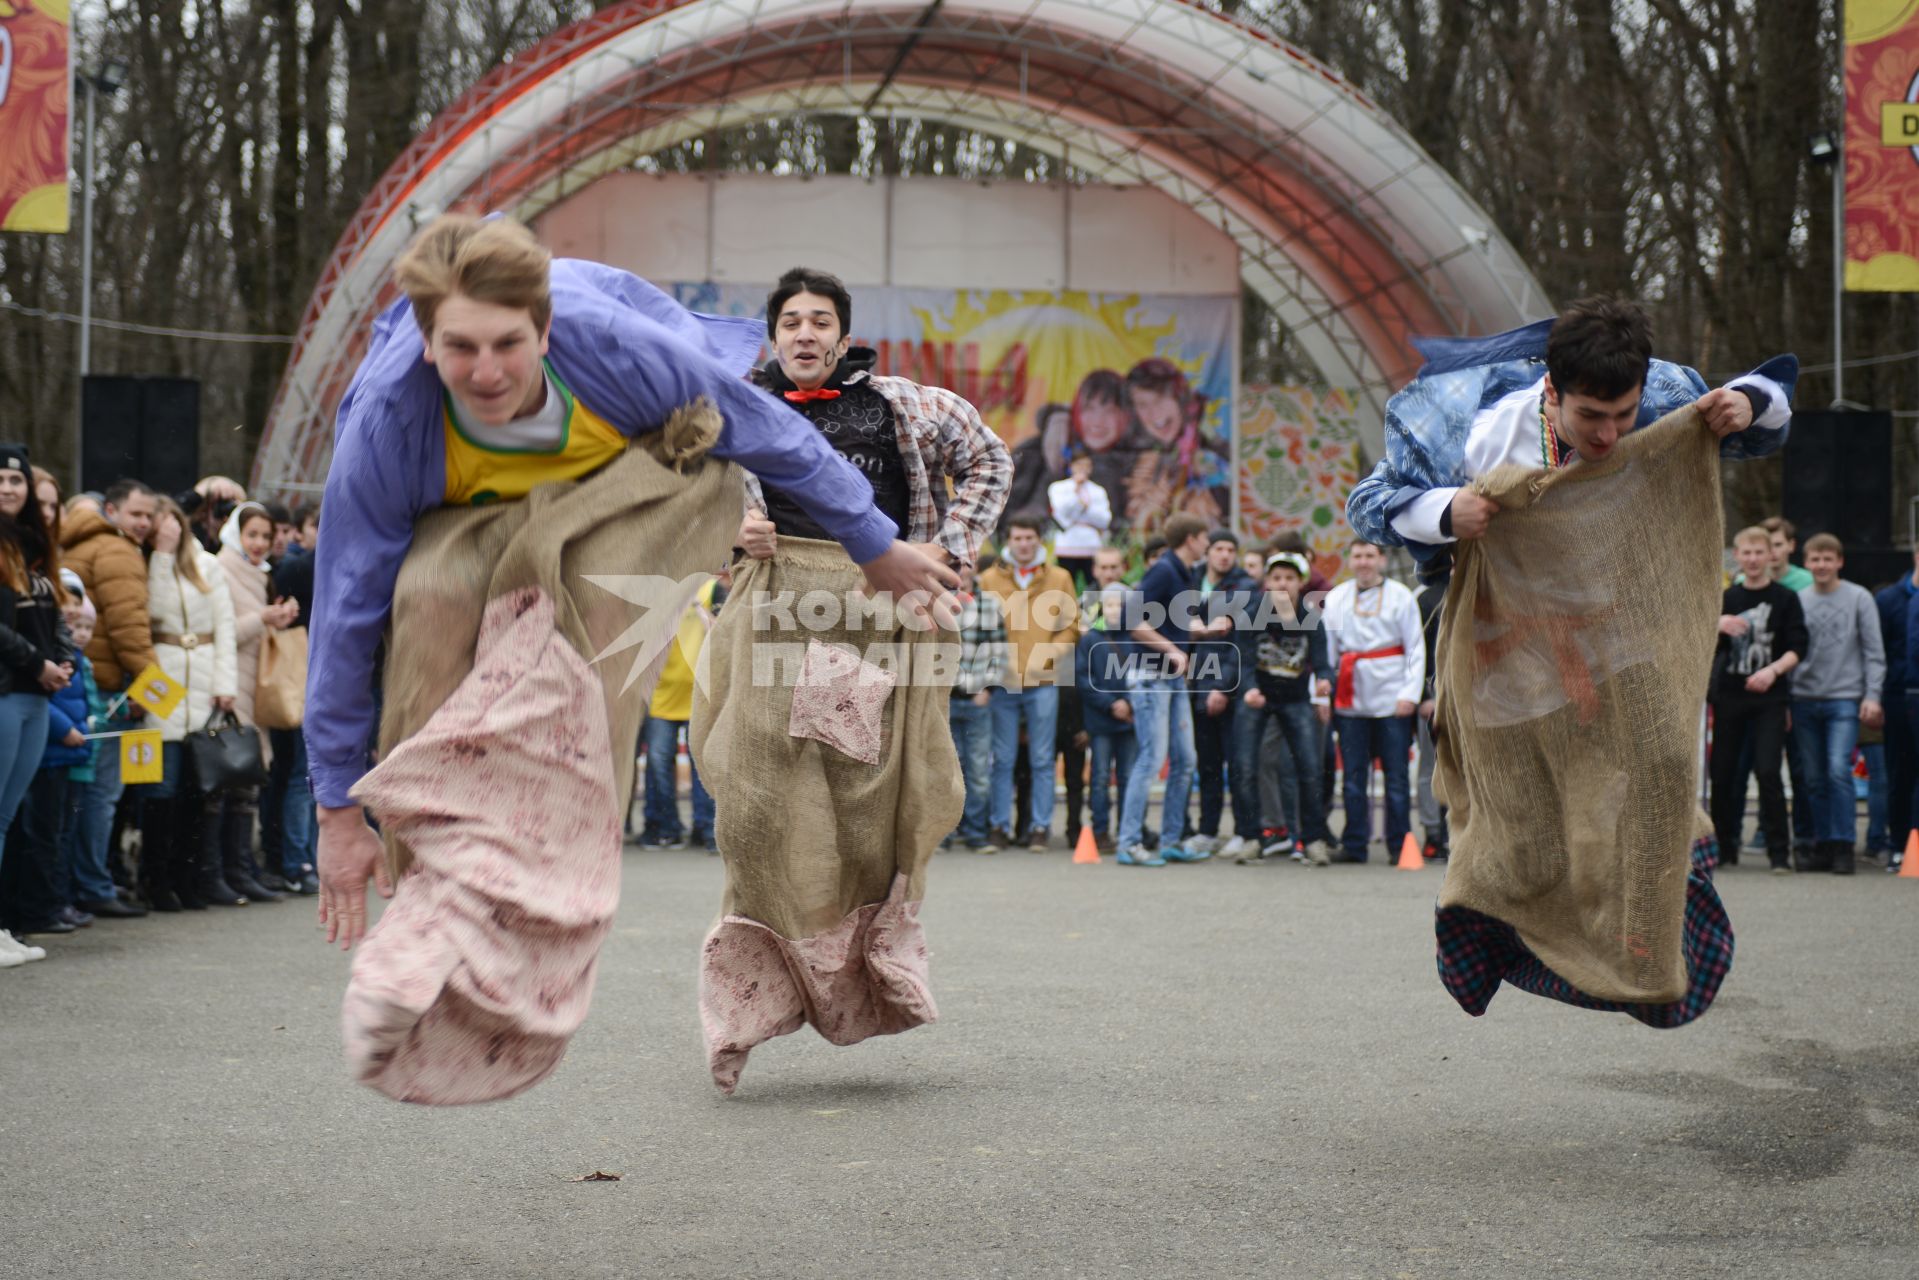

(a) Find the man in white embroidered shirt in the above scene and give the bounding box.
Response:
[1322,539,1426,863]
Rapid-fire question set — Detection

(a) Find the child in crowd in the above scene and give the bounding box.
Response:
[1076,584,1139,855]
[1243,552,1335,865]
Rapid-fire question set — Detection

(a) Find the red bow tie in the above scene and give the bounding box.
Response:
[783,387,841,403]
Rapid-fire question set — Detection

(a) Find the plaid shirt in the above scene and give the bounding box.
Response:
[953,591,1007,697]
[745,371,1012,568]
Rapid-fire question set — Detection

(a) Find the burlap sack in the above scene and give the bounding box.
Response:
[254,625,308,730]
[690,536,965,1094]
[1432,406,1721,1004]
[341,405,741,1104]
[372,406,737,877]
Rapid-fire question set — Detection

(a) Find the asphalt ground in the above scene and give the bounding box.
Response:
[2,833,1916,1279]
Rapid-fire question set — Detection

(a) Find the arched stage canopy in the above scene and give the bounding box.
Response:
[254,0,1549,497]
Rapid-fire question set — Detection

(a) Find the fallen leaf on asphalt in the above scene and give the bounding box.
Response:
[567,1171,621,1182]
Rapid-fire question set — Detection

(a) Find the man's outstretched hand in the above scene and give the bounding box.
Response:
[859,540,961,629]
[317,804,394,951]
[1697,387,1755,439]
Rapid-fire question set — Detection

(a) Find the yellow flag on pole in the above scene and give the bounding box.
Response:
[126,664,185,720]
[120,730,162,784]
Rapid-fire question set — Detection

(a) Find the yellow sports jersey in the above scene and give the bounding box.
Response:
[442,365,627,506]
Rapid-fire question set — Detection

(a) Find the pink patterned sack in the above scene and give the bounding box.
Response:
[343,589,619,1105]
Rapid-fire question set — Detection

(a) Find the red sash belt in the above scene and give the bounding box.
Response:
[1334,646,1405,711]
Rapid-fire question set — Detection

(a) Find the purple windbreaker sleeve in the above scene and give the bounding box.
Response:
[303,302,442,809]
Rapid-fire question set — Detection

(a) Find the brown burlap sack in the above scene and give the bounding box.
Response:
[375,403,741,879]
[1432,406,1721,1004]
[690,536,964,1093]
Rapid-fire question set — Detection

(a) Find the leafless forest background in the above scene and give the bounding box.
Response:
[1,0,1910,533]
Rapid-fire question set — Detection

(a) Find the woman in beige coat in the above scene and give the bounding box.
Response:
[143,500,243,908]
[215,503,298,901]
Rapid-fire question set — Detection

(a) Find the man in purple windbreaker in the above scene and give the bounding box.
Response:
[308,215,957,948]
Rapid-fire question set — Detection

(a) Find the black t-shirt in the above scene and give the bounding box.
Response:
[757,351,911,542]
[1254,609,1329,704]
[1713,579,1810,704]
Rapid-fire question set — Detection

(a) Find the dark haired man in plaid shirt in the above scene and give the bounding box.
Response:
[947,562,1008,853]
[737,267,1012,572]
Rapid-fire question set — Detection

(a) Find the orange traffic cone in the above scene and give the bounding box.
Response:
[1073,826,1102,864]
[1395,833,1425,871]
[1900,830,1919,879]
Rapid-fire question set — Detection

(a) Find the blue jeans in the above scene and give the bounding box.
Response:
[262,726,314,877]
[1263,701,1332,844]
[1117,678,1195,852]
[65,763,115,904]
[1791,698,1860,845]
[81,709,129,895]
[642,717,711,841]
[1864,741,1891,850]
[1228,696,1264,836]
[1335,713,1412,859]
[1087,729,1139,839]
[0,692,50,881]
[947,697,994,844]
[990,685,1059,834]
[268,727,316,879]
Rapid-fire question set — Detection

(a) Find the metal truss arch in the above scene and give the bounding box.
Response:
[256,0,1548,496]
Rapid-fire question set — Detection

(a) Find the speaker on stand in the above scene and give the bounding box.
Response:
[1780,410,1900,587]
[80,375,201,497]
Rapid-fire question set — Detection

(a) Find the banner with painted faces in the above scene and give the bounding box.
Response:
[672,282,1237,542]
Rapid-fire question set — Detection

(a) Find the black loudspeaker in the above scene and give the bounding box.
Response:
[80,375,201,497]
[1781,410,1894,584]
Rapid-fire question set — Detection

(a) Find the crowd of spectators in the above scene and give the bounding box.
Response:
[0,465,318,969]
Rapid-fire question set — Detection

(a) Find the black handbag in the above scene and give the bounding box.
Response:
[186,710,269,793]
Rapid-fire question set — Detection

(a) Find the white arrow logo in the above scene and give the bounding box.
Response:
[580,572,714,694]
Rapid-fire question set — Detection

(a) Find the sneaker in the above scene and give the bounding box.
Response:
[1306,840,1336,867]
[1116,845,1167,867]
[1218,836,1252,861]
[1771,864,1794,876]
[686,829,714,850]
[0,949,22,969]
[294,873,321,896]
[0,930,45,962]
[640,834,679,849]
[1161,843,1211,863]
[1289,848,1307,863]
[58,906,94,929]
[1184,834,1222,855]
[969,841,1001,856]
[1026,827,1051,852]
[1094,834,1115,855]
[1259,829,1296,859]
[1327,848,1369,865]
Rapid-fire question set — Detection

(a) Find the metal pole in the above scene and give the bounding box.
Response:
[79,78,95,380]
[1832,160,1844,407]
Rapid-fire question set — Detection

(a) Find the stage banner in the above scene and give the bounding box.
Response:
[673,283,1236,539]
[1845,1,1919,290]
[0,0,72,234]
[1234,384,1364,582]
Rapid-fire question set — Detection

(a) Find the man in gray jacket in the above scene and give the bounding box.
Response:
[1791,533,1887,875]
